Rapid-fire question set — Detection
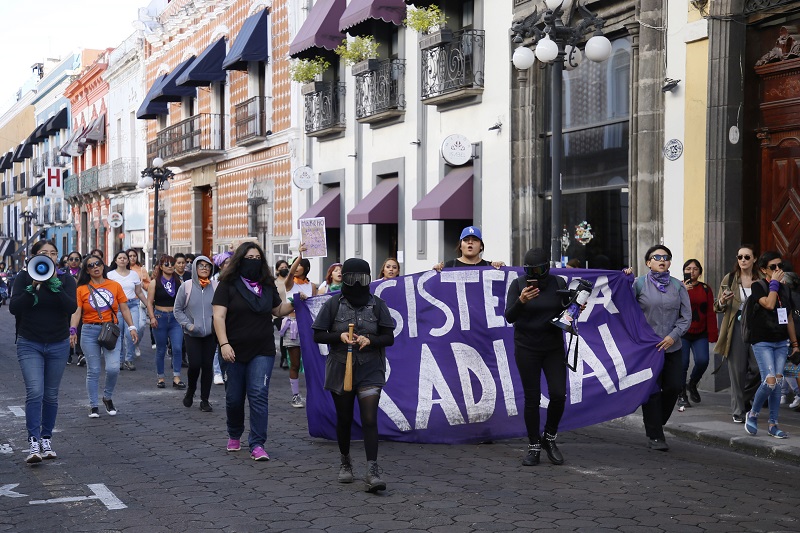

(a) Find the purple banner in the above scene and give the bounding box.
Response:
[294,268,663,444]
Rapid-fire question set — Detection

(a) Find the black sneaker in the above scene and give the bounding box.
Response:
[102,398,117,416]
[183,391,193,408]
[687,382,701,403]
[77,355,86,367]
[732,414,745,423]
[199,401,213,412]
[88,407,100,418]
[677,395,692,408]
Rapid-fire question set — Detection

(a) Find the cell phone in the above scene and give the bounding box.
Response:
[683,272,692,282]
[527,279,539,290]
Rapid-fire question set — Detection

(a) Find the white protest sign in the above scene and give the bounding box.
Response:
[299,217,327,258]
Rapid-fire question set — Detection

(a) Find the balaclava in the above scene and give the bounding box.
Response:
[341,258,371,307]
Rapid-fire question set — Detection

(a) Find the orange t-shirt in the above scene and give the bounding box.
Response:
[76,279,128,324]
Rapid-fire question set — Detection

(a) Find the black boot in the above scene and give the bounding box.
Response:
[183,389,194,408]
[687,380,701,403]
[522,443,540,466]
[540,432,564,465]
[338,454,353,483]
[677,385,692,408]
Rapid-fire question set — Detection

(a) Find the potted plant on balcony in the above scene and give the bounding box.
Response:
[291,57,331,95]
[404,5,451,51]
[335,36,380,75]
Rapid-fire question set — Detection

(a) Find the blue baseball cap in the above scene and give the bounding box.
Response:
[459,226,482,242]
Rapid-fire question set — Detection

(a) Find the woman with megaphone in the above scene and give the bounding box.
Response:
[10,240,77,463]
[70,256,139,418]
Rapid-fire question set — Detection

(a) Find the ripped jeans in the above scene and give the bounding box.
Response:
[751,340,789,424]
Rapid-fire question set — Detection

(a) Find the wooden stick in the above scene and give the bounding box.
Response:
[343,323,354,392]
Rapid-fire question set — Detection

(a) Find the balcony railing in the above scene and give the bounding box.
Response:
[109,158,140,189]
[421,29,485,105]
[32,151,50,177]
[355,59,406,124]
[153,113,225,165]
[49,148,68,168]
[304,82,346,137]
[234,96,269,146]
[54,200,67,222]
[79,167,99,195]
[64,175,78,198]
[43,203,52,224]
[97,163,112,190]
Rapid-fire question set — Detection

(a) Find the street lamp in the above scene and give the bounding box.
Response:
[138,156,174,267]
[19,209,38,259]
[511,1,612,265]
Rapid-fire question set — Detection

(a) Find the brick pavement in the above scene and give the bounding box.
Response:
[1,308,799,532]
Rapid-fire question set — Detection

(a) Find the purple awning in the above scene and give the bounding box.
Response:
[290,0,346,59]
[411,167,473,220]
[298,187,341,228]
[339,0,406,34]
[347,177,398,225]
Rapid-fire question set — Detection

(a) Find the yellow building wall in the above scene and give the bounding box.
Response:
[683,37,709,267]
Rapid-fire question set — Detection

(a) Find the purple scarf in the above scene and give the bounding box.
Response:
[161,275,177,297]
[69,267,80,277]
[240,276,262,297]
[648,270,671,293]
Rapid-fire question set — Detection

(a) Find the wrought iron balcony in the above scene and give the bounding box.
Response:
[304,82,346,137]
[97,163,112,191]
[79,166,99,195]
[355,59,406,124]
[32,151,50,177]
[234,96,270,146]
[421,29,485,105]
[64,175,79,198]
[152,113,225,165]
[108,158,140,189]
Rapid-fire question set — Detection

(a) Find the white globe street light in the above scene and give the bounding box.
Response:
[584,35,613,63]
[544,0,563,11]
[534,34,559,63]
[512,46,536,71]
[152,156,165,168]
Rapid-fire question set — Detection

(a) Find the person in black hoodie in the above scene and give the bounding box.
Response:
[312,258,395,493]
[10,240,77,463]
[505,248,569,467]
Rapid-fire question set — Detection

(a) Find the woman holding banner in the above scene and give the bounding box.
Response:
[433,226,505,270]
[505,248,570,466]
[312,258,395,493]
[628,245,691,451]
[283,245,317,408]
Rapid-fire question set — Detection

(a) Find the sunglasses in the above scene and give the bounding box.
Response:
[649,254,672,262]
[68,257,81,261]
[161,262,174,267]
[767,262,786,271]
[87,261,103,269]
[523,263,549,277]
[196,263,212,270]
[737,254,752,261]
[342,272,372,287]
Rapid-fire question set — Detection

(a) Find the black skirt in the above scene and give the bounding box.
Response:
[324,352,386,394]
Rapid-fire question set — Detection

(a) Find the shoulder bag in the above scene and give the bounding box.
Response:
[88,284,120,350]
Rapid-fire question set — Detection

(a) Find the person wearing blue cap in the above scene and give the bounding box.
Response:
[433,226,505,270]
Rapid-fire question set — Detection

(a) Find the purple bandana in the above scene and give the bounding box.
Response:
[648,270,672,293]
[161,276,177,297]
[69,267,80,277]
[241,276,262,297]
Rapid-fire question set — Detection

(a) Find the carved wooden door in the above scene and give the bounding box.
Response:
[760,140,800,267]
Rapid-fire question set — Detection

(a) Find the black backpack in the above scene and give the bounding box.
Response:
[740,280,768,344]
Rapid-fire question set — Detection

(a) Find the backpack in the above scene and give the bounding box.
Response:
[183,279,218,300]
[739,279,768,344]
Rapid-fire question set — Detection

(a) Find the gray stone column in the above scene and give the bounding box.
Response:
[629,0,666,266]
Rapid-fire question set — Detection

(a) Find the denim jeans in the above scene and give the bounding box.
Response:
[81,324,121,408]
[153,310,183,378]
[219,355,275,451]
[680,335,710,385]
[17,337,70,440]
[751,340,789,424]
[117,299,140,364]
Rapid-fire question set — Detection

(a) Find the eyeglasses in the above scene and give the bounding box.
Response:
[523,263,549,277]
[649,254,672,262]
[196,263,212,270]
[37,250,58,257]
[737,255,752,261]
[342,272,372,287]
[87,261,103,269]
[767,262,786,271]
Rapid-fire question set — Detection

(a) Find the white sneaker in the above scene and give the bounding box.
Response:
[151,343,157,350]
[781,395,788,405]
[40,438,57,459]
[290,394,305,408]
[790,396,800,409]
[135,346,141,358]
[26,437,42,464]
[214,374,224,385]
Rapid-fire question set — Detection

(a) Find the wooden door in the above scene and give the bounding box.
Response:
[760,140,800,268]
[201,188,213,257]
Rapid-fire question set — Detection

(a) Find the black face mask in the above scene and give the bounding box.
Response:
[341,283,370,307]
[240,258,262,281]
[278,268,290,278]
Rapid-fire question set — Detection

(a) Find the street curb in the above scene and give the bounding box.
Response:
[665,425,800,465]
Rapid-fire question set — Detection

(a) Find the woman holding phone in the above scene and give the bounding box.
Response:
[714,246,762,423]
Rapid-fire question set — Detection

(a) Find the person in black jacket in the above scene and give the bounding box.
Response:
[505,248,569,467]
[10,240,78,464]
[312,258,395,493]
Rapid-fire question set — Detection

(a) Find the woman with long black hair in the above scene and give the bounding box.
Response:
[212,242,294,460]
[70,255,138,418]
[146,254,185,389]
[11,240,77,463]
[312,258,395,492]
[108,250,147,371]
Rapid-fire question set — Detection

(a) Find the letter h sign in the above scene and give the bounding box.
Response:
[44,167,63,199]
